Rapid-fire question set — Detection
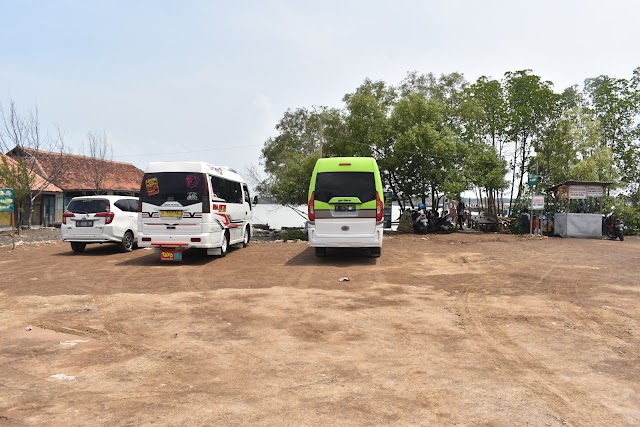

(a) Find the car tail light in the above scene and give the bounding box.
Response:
[308,192,315,222]
[96,212,115,224]
[191,237,201,242]
[376,193,383,221]
[62,212,74,225]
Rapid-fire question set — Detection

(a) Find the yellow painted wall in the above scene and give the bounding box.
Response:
[0,211,11,227]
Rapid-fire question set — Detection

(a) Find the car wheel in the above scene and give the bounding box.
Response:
[71,242,86,253]
[242,226,250,248]
[370,247,381,258]
[119,231,134,253]
[219,231,229,257]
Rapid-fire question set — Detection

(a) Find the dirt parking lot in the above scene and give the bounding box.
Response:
[0,231,638,426]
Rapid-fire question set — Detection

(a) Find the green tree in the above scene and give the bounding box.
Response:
[503,70,557,208]
[259,107,345,206]
[462,76,509,212]
[584,69,640,181]
[389,92,467,209]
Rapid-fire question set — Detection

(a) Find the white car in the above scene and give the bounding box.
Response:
[62,195,139,253]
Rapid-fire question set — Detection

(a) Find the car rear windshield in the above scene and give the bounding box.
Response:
[141,172,204,206]
[67,199,110,213]
[314,172,376,204]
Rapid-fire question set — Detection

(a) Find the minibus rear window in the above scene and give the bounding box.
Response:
[314,172,376,204]
[141,172,204,206]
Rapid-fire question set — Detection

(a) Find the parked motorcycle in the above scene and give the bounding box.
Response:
[411,204,456,234]
[411,204,429,234]
[603,209,625,241]
[433,211,455,234]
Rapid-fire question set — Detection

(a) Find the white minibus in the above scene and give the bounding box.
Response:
[138,162,253,261]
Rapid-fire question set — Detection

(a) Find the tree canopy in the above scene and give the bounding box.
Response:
[259,67,640,220]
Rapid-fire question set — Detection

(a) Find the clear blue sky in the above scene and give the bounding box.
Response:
[2,0,639,175]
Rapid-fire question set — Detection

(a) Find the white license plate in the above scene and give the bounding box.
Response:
[76,220,93,227]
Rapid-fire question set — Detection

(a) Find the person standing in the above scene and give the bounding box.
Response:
[448,200,457,226]
[457,200,465,230]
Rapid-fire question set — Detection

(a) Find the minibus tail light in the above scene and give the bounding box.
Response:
[202,173,210,213]
[308,192,315,222]
[376,193,383,222]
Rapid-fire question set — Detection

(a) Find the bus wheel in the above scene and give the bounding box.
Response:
[220,231,229,257]
[242,226,251,248]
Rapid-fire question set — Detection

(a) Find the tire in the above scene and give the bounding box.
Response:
[242,226,251,248]
[219,231,229,257]
[71,242,86,253]
[619,231,624,241]
[370,247,381,258]
[119,230,134,253]
[315,247,326,257]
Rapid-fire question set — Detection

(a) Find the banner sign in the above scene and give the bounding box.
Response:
[568,185,587,199]
[586,186,604,197]
[0,188,14,212]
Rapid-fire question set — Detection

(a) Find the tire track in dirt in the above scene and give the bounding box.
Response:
[542,258,638,361]
[462,284,628,426]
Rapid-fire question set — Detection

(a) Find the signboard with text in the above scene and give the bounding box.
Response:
[586,186,604,197]
[0,188,14,212]
[532,195,545,210]
[568,185,587,199]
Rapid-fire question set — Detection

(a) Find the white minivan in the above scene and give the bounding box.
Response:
[137,161,254,261]
[62,195,139,253]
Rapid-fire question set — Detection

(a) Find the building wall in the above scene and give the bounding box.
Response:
[0,211,11,227]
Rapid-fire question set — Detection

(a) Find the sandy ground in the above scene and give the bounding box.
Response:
[0,230,638,426]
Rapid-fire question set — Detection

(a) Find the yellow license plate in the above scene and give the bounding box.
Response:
[160,210,183,218]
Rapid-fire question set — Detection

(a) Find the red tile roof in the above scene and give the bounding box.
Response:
[0,153,63,192]
[10,148,143,192]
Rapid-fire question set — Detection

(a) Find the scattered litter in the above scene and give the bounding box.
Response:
[339,277,350,282]
[421,237,429,240]
[60,340,88,347]
[49,373,75,381]
[25,325,32,331]
[83,307,92,312]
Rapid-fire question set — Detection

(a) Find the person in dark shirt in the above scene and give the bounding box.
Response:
[457,200,465,230]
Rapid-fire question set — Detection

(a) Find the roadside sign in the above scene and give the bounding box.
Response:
[532,195,544,210]
[0,188,14,212]
[528,174,540,187]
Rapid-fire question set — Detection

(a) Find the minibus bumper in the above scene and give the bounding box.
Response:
[307,224,383,248]
[137,232,223,249]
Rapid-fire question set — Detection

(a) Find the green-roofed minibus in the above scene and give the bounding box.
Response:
[307,157,384,257]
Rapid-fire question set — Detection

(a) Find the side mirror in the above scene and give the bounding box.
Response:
[252,195,258,206]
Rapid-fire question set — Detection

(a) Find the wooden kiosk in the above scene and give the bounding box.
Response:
[548,181,610,238]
